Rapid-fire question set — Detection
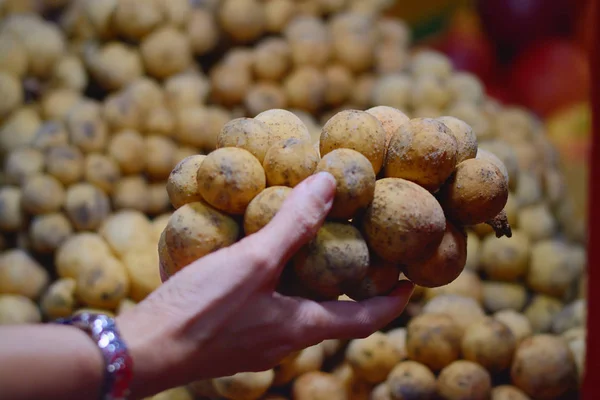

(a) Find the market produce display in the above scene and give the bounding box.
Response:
[0,1,588,399]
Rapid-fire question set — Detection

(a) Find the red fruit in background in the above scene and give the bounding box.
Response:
[509,39,590,117]
[437,27,497,83]
[436,8,498,82]
[476,0,576,53]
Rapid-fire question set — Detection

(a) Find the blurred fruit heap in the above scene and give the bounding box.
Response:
[0,0,590,399]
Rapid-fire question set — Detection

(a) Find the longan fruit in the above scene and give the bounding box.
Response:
[403,220,466,288]
[477,140,519,190]
[219,0,266,42]
[216,370,275,400]
[320,109,386,174]
[252,38,290,81]
[351,74,375,109]
[447,72,485,105]
[75,256,130,310]
[422,269,483,303]
[284,66,327,113]
[174,106,213,149]
[409,50,452,80]
[377,17,411,48]
[475,148,510,186]
[0,294,41,325]
[21,174,66,215]
[31,120,69,151]
[51,54,87,92]
[147,183,170,215]
[285,16,331,68]
[4,147,45,185]
[263,138,320,188]
[406,313,462,371]
[64,183,111,231]
[386,361,436,400]
[112,0,163,41]
[527,240,579,298]
[0,32,28,78]
[365,106,410,148]
[374,44,408,75]
[0,71,22,119]
[84,153,121,194]
[346,331,402,383]
[209,63,252,107]
[85,42,143,91]
[145,135,177,181]
[461,317,516,373]
[371,74,411,111]
[186,8,218,56]
[482,282,527,313]
[254,108,312,146]
[40,278,77,320]
[39,89,82,122]
[292,371,347,400]
[0,187,23,231]
[344,256,401,301]
[0,106,41,153]
[112,176,150,212]
[480,230,529,281]
[197,147,265,215]
[421,294,485,335]
[163,202,240,273]
[330,13,375,73]
[107,129,146,175]
[141,27,192,79]
[143,105,175,137]
[314,148,375,219]
[293,222,370,298]
[493,310,533,344]
[464,231,481,271]
[551,299,586,335]
[490,385,531,400]
[510,335,577,399]
[54,232,113,280]
[437,116,478,163]
[263,0,296,33]
[273,344,324,386]
[244,82,288,117]
[166,155,206,209]
[102,92,141,132]
[0,249,49,299]
[65,101,108,153]
[410,75,450,110]
[517,203,556,241]
[243,186,292,235]
[362,178,446,264]
[122,246,162,302]
[439,158,509,226]
[30,213,73,253]
[437,360,492,400]
[99,210,153,257]
[384,118,458,191]
[217,118,272,164]
[164,72,210,109]
[523,295,563,333]
[45,145,85,185]
[188,379,220,399]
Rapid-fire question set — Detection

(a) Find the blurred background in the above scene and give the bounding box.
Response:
[388,0,593,225]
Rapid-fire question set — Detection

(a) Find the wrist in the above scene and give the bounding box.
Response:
[115,305,189,398]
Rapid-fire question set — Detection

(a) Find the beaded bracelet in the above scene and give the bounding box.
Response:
[55,312,133,400]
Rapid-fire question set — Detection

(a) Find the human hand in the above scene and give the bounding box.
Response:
[116,172,414,398]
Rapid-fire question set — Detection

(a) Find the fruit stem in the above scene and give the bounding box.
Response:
[485,210,513,238]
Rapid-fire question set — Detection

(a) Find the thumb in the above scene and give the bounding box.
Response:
[240,171,336,272]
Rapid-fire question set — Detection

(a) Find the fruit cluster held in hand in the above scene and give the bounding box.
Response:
[160,107,512,298]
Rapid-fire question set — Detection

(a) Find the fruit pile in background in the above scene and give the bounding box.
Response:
[400,0,593,225]
[0,0,589,399]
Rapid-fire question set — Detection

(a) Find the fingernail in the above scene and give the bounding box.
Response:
[392,280,415,296]
[307,171,336,200]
